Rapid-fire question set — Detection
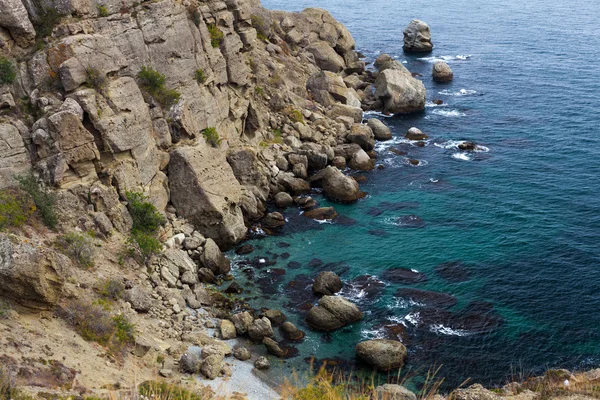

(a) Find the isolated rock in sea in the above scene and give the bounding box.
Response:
[405,127,429,140]
[432,61,454,82]
[280,321,305,341]
[304,207,338,220]
[374,67,426,114]
[0,233,68,309]
[262,309,287,326]
[355,339,407,371]
[374,384,417,400]
[321,166,363,203]
[306,295,363,331]
[313,271,343,296]
[403,19,433,53]
[367,119,393,141]
[263,212,285,229]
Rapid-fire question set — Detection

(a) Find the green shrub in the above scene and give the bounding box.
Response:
[0,299,11,319]
[0,190,35,230]
[125,192,165,262]
[251,15,269,41]
[33,9,62,39]
[195,69,206,84]
[58,232,95,268]
[17,174,57,229]
[0,57,16,85]
[207,24,224,48]
[285,107,305,124]
[201,127,221,147]
[85,67,106,91]
[113,314,135,344]
[98,278,125,300]
[255,86,264,96]
[128,231,162,262]
[97,5,109,16]
[137,66,180,108]
[139,381,213,400]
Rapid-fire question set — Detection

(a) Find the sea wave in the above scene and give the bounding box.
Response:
[403,311,421,326]
[430,109,466,117]
[417,55,472,63]
[425,101,448,108]
[452,153,472,161]
[429,324,473,337]
[363,110,393,118]
[437,89,478,96]
[435,140,489,152]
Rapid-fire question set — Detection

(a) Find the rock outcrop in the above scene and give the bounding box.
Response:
[355,339,407,371]
[312,271,343,296]
[403,20,433,53]
[433,61,454,82]
[321,166,363,202]
[306,295,363,331]
[374,384,416,400]
[374,64,426,114]
[0,0,36,47]
[0,233,68,309]
[0,123,31,190]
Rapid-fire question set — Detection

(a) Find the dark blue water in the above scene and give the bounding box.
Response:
[230,0,600,389]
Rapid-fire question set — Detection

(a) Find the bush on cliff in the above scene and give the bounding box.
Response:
[126,191,165,262]
[57,232,95,269]
[0,57,16,85]
[137,66,181,108]
[195,69,206,84]
[251,15,270,41]
[17,174,58,229]
[201,127,221,147]
[0,189,35,230]
[207,24,224,48]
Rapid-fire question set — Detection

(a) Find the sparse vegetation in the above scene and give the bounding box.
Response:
[61,299,135,355]
[0,299,11,319]
[17,174,58,229]
[97,5,109,17]
[126,191,165,263]
[195,69,206,84]
[189,5,201,27]
[57,232,95,268]
[33,9,62,39]
[0,189,35,230]
[0,57,16,85]
[251,15,269,41]
[207,24,224,48]
[98,278,125,300]
[255,86,264,96]
[201,127,221,147]
[137,66,181,108]
[285,106,305,124]
[139,380,213,400]
[85,67,106,91]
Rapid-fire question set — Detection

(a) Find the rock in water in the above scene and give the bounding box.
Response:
[374,384,417,400]
[304,207,338,221]
[367,119,393,141]
[313,271,343,296]
[263,212,285,229]
[355,339,407,371]
[432,61,454,82]
[403,20,433,53]
[306,295,363,331]
[374,67,426,114]
[321,166,364,203]
[0,233,68,309]
[405,127,428,140]
[280,321,305,341]
[200,239,231,276]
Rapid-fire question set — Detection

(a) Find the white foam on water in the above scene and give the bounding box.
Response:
[430,109,466,117]
[361,327,387,340]
[258,258,266,264]
[429,324,473,337]
[404,311,421,326]
[315,219,334,224]
[425,101,448,108]
[363,110,394,118]
[403,158,429,167]
[437,89,478,96]
[452,152,472,161]
[435,140,490,152]
[417,55,472,63]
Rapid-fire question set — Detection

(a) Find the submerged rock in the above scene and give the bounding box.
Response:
[395,288,457,308]
[435,261,472,282]
[396,214,426,228]
[432,61,454,82]
[304,207,338,220]
[281,321,305,341]
[355,339,407,371]
[306,295,363,331]
[381,268,427,284]
[403,20,433,53]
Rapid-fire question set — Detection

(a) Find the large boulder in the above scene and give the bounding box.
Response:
[169,145,247,249]
[248,317,273,342]
[374,384,416,400]
[348,149,375,171]
[159,248,199,286]
[432,61,453,83]
[306,295,362,331]
[305,41,345,73]
[0,0,36,47]
[312,271,343,296]
[0,233,68,309]
[307,71,352,107]
[347,124,375,151]
[321,166,363,203]
[355,339,407,371]
[0,123,31,190]
[200,238,231,276]
[403,20,433,53]
[374,68,426,114]
[367,119,393,141]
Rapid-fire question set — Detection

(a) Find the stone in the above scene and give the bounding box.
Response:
[374,384,417,400]
[248,317,273,342]
[160,249,198,285]
[367,119,393,141]
[349,149,375,171]
[179,352,201,373]
[200,238,231,276]
[405,127,428,140]
[220,319,237,339]
[263,212,285,229]
[169,145,246,249]
[254,356,270,370]
[231,311,254,335]
[274,192,294,208]
[347,124,375,151]
[403,20,433,53]
[0,0,36,47]
[331,156,346,169]
[374,68,426,114]
[159,369,173,378]
[123,286,154,313]
[275,156,289,171]
[263,337,286,357]
[304,207,338,221]
[233,346,251,361]
[458,141,477,150]
[280,321,305,341]
[306,295,363,331]
[306,41,345,73]
[280,175,311,195]
[334,144,362,160]
[262,309,286,326]
[235,244,254,255]
[0,123,32,190]
[200,354,224,380]
[306,71,352,106]
[293,163,308,179]
[321,166,363,203]
[0,233,68,309]
[450,384,497,400]
[329,104,363,123]
[355,339,407,371]
[432,61,453,83]
[312,271,343,296]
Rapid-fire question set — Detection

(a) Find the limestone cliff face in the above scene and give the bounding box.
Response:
[0,0,407,248]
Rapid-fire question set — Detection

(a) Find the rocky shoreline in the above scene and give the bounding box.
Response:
[0,0,595,399]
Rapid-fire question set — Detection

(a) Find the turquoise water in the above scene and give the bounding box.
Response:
[228,0,600,389]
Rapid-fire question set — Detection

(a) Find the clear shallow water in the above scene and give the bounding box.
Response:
[227,0,600,389]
